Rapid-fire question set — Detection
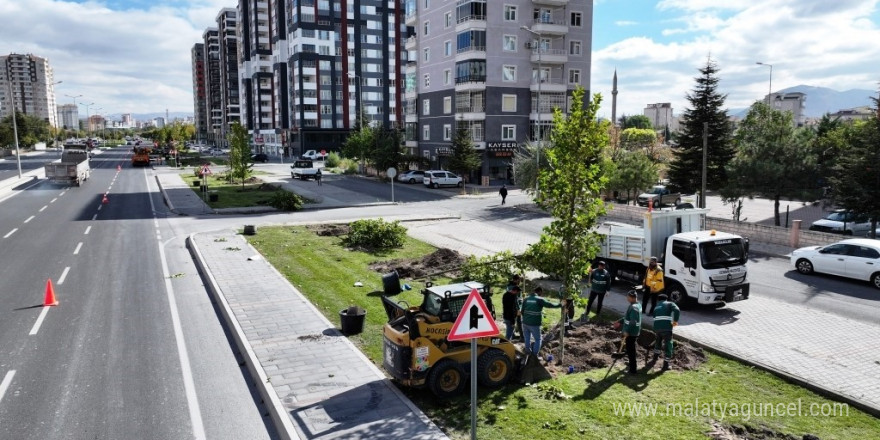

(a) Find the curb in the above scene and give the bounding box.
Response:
[154,175,179,215]
[186,233,301,440]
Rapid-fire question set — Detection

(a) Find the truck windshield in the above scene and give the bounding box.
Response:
[699,239,747,269]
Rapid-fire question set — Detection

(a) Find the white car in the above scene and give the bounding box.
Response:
[809,210,873,235]
[397,170,425,184]
[422,170,463,188]
[790,238,880,289]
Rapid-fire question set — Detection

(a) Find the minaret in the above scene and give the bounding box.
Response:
[611,69,618,126]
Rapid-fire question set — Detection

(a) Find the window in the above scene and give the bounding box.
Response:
[424,48,430,62]
[444,69,452,85]
[423,125,430,140]
[445,12,453,28]
[503,35,516,52]
[443,124,452,140]
[571,12,582,27]
[502,65,516,82]
[423,98,430,115]
[569,40,582,56]
[502,94,516,112]
[501,125,515,141]
[424,74,430,87]
[424,0,429,8]
[444,41,452,56]
[568,69,581,84]
[504,5,517,21]
[443,96,452,114]
[424,21,429,36]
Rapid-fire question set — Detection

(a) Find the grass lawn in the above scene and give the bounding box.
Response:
[247,225,880,440]
[179,172,281,209]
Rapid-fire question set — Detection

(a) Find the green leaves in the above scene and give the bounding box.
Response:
[226,122,253,187]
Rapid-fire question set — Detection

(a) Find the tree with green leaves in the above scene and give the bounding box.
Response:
[447,119,481,186]
[511,142,549,194]
[0,111,51,149]
[607,150,658,204]
[342,125,375,175]
[619,127,657,152]
[619,114,652,130]
[667,58,735,196]
[370,127,405,175]
[226,122,253,187]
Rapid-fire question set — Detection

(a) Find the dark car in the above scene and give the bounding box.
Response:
[251,153,269,163]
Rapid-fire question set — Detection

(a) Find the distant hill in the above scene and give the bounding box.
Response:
[729,85,876,118]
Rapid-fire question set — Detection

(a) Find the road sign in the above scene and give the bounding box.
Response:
[447,289,499,341]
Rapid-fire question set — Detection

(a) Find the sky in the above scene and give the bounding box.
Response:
[1,0,878,119]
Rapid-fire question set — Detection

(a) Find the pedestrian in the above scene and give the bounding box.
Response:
[651,293,680,371]
[642,256,664,315]
[582,261,611,322]
[499,184,508,205]
[315,167,322,185]
[502,284,521,341]
[615,290,642,375]
[521,286,564,356]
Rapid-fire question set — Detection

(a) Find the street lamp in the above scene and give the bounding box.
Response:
[79,102,94,139]
[5,76,61,178]
[756,62,772,109]
[522,25,544,196]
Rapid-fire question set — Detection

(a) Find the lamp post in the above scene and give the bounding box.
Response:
[756,62,772,109]
[79,102,94,139]
[521,26,543,196]
[5,76,61,177]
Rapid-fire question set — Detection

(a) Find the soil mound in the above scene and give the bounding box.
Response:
[369,248,466,279]
[708,422,819,440]
[308,223,351,237]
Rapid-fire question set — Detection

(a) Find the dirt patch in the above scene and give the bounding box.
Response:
[540,321,706,374]
[308,223,351,237]
[707,422,819,440]
[369,248,467,279]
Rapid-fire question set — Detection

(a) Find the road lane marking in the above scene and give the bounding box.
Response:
[29,307,50,335]
[4,228,17,238]
[73,242,83,255]
[50,198,57,203]
[24,215,35,223]
[39,205,47,212]
[97,205,102,211]
[91,214,97,220]
[60,191,66,196]
[57,267,70,285]
[0,370,14,404]
[84,226,91,235]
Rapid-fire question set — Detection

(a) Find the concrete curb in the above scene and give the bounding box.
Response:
[154,175,179,215]
[186,233,301,440]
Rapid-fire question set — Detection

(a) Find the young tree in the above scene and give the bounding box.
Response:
[447,119,481,187]
[667,58,735,196]
[828,102,880,237]
[619,114,652,130]
[226,122,253,188]
[619,127,657,152]
[511,142,549,195]
[607,150,658,204]
[370,127,405,175]
[342,125,375,175]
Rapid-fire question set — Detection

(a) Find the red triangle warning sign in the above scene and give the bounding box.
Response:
[448,288,500,341]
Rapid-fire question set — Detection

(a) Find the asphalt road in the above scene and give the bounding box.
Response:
[0,151,59,181]
[0,146,275,439]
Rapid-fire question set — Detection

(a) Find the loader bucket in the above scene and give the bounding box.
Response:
[516,354,553,384]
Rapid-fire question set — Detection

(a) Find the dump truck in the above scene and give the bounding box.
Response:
[132,146,151,166]
[44,148,90,186]
[595,208,750,306]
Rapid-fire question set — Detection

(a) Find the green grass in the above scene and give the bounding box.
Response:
[180,173,279,209]
[247,225,880,440]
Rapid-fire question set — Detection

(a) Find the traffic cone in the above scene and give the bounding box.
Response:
[117,165,121,171]
[44,279,59,306]
[102,194,109,204]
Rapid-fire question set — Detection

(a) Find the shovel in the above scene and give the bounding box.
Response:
[604,338,627,378]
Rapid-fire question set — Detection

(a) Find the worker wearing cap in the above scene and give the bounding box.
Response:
[651,293,680,371]
[502,283,522,341]
[581,261,611,322]
[642,256,664,315]
[521,287,564,356]
[615,290,642,375]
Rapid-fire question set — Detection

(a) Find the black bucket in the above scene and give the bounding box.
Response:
[339,306,366,335]
[382,270,401,296]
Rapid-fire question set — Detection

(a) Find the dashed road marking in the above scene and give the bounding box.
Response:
[3,228,17,238]
[24,215,35,223]
[29,307,50,335]
[39,206,47,212]
[0,370,15,404]
[57,267,70,285]
[73,242,83,255]
[84,226,91,235]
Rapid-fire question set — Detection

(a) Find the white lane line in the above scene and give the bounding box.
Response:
[39,205,47,212]
[97,205,102,211]
[91,214,97,221]
[4,228,17,238]
[57,267,70,285]
[73,242,83,255]
[50,198,58,204]
[29,307,50,335]
[84,226,91,235]
[0,370,15,404]
[60,191,66,196]
[24,215,35,223]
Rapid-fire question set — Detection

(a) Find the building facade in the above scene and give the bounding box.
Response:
[57,103,79,131]
[766,92,806,127]
[191,43,209,143]
[644,102,673,130]
[218,8,242,146]
[1,53,60,128]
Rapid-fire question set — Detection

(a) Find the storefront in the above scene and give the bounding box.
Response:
[484,142,517,185]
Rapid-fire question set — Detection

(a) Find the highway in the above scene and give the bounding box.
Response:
[0,147,274,439]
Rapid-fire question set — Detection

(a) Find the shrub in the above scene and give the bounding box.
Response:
[344,218,407,250]
[267,190,304,211]
[338,158,359,175]
[325,151,341,168]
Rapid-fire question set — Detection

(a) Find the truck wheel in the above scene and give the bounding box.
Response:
[666,282,690,308]
[427,359,466,398]
[477,349,513,389]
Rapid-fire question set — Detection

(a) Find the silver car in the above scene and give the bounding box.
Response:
[790,238,880,288]
[809,210,873,235]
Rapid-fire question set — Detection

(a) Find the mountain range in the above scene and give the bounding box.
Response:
[730,85,877,118]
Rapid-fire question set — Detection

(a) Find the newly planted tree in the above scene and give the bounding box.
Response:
[447,119,481,189]
[226,122,253,187]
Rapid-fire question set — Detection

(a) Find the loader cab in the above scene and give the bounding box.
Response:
[420,281,489,322]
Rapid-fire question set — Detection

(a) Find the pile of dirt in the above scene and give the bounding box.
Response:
[539,321,707,374]
[369,248,466,279]
[707,422,819,440]
[308,223,351,237]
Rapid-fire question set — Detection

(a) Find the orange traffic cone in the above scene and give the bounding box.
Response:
[102,194,109,204]
[44,279,59,306]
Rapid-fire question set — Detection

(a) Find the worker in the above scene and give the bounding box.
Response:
[521,287,564,356]
[642,256,664,315]
[615,290,642,375]
[502,284,521,340]
[651,293,680,371]
[508,274,524,338]
[582,261,611,322]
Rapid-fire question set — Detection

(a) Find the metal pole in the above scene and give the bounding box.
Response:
[470,338,477,440]
[522,26,543,197]
[701,122,708,209]
[11,92,22,178]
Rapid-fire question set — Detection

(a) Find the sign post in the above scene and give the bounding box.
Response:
[386,167,397,203]
[447,289,500,440]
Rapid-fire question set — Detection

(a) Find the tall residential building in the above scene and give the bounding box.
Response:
[1,53,60,128]
[57,103,79,131]
[765,92,806,127]
[405,0,593,182]
[217,8,241,146]
[121,113,133,127]
[191,43,209,142]
[203,28,223,145]
[644,102,673,129]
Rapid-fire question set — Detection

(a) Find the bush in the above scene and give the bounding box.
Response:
[338,158,359,175]
[325,151,341,168]
[344,218,407,250]
[267,190,304,211]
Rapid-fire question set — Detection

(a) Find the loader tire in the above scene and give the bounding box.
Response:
[428,359,466,398]
[477,349,513,389]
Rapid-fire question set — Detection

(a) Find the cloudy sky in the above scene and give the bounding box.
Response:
[1,0,878,119]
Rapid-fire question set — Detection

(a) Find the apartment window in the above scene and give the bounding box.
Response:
[504,5,517,21]
[424,74,430,87]
[502,94,516,112]
[571,12,582,27]
[423,125,430,140]
[444,69,452,85]
[424,48,430,62]
[444,41,452,56]
[440,97,451,115]
[570,40,582,56]
[443,124,452,140]
[424,21,429,36]
[569,69,581,84]
[502,65,516,82]
[424,0,429,7]
[503,35,516,52]
[502,125,515,141]
[445,12,453,28]
[423,98,430,115]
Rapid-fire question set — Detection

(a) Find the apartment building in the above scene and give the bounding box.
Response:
[1,53,60,128]
[644,102,673,130]
[765,92,806,127]
[57,103,79,131]
[202,28,224,146]
[218,8,242,146]
[191,43,209,143]
[404,0,593,183]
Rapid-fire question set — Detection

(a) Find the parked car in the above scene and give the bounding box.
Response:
[251,153,269,163]
[809,210,873,235]
[637,185,681,207]
[301,149,328,160]
[790,238,880,289]
[423,170,463,188]
[397,170,425,184]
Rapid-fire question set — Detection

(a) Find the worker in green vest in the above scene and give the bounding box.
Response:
[651,293,680,371]
[615,290,642,375]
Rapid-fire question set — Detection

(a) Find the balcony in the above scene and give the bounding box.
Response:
[405,10,418,26]
[532,16,569,35]
[530,77,568,93]
[405,36,417,50]
[532,0,568,5]
[454,46,486,63]
[455,15,486,32]
[455,76,486,92]
[531,48,568,64]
